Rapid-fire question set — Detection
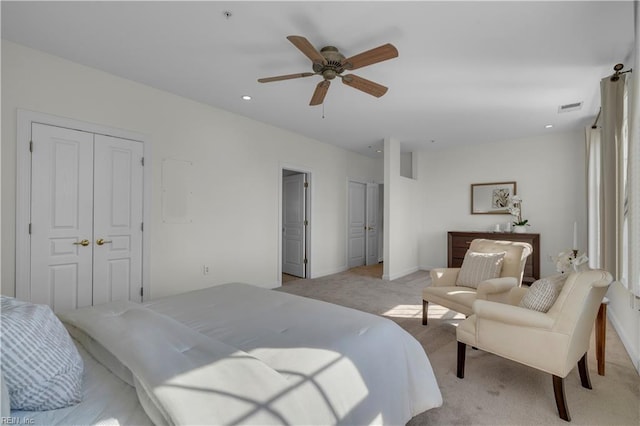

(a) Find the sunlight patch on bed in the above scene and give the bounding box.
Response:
[164,348,370,425]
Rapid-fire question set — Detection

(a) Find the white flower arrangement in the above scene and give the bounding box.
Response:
[508,195,529,227]
[553,249,589,273]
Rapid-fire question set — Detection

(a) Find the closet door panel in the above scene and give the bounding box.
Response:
[92,135,144,305]
[30,123,94,312]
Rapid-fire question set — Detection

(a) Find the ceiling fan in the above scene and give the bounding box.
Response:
[258,35,398,106]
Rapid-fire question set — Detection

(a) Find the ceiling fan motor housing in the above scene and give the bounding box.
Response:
[313,46,346,79]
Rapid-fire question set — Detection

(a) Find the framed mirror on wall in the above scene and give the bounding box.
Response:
[471,181,516,214]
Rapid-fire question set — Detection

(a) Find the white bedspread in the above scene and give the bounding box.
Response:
[144,283,442,424]
[61,301,311,425]
[61,283,441,425]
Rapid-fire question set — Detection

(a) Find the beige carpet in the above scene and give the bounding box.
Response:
[277,264,639,426]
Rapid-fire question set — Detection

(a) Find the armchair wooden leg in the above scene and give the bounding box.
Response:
[578,353,592,389]
[422,300,428,325]
[457,342,466,379]
[552,375,571,422]
[596,302,607,375]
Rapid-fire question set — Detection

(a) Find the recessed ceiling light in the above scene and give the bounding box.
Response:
[376,150,382,153]
[241,95,252,101]
[545,124,553,129]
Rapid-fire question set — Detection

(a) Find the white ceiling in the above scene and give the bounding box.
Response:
[1,1,635,157]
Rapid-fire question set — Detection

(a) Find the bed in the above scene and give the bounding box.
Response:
[5,283,442,425]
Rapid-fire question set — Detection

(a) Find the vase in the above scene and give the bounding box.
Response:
[512,225,527,233]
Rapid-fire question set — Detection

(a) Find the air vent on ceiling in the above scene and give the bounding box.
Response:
[558,102,583,113]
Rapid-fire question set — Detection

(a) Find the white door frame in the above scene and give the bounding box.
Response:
[15,109,152,302]
[278,164,312,283]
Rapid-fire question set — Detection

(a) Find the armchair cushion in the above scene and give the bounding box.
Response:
[430,267,460,287]
[456,251,506,288]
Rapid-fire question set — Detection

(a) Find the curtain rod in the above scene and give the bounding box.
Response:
[593,64,633,129]
[610,63,633,81]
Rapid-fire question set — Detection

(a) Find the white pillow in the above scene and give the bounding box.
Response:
[456,251,506,288]
[0,296,84,411]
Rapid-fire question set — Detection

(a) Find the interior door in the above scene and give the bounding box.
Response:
[282,173,306,277]
[366,183,379,265]
[92,134,144,304]
[348,181,366,268]
[27,123,144,312]
[30,123,94,312]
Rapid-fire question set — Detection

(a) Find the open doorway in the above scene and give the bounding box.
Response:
[281,169,310,283]
[347,180,383,272]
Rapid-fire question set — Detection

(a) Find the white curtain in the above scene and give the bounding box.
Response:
[591,73,628,286]
[586,127,603,270]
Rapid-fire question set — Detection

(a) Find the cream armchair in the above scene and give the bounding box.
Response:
[456,269,613,421]
[422,239,532,325]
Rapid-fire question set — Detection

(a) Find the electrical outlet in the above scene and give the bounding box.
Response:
[203,265,210,275]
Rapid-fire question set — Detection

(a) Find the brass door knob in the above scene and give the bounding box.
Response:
[73,239,90,246]
[96,238,113,246]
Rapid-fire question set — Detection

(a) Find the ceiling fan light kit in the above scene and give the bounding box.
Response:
[258,35,398,106]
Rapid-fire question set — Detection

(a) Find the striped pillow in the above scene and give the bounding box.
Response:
[456,251,506,288]
[519,277,561,312]
[0,297,83,411]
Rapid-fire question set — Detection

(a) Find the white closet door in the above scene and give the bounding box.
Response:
[30,123,94,312]
[348,181,366,268]
[92,134,144,305]
[282,173,306,277]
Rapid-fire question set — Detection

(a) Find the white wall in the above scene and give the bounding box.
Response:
[417,131,587,277]
[383,138,419,280]
[1,41,381,299]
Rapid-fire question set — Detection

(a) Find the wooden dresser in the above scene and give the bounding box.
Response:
[448,231,540,284]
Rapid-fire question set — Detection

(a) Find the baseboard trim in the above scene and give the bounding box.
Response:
[419,265,438,271]
[310,265,348,279]
[607,306,640,375]
[383,266,420,281]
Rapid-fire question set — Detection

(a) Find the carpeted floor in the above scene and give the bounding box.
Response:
[276,264,639,426]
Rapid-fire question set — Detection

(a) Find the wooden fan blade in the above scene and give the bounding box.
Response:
[342,43,398,70]
[287,35,327,65]
[341,74,388,98]
[258,72,315,83]
[310,80,330,106]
